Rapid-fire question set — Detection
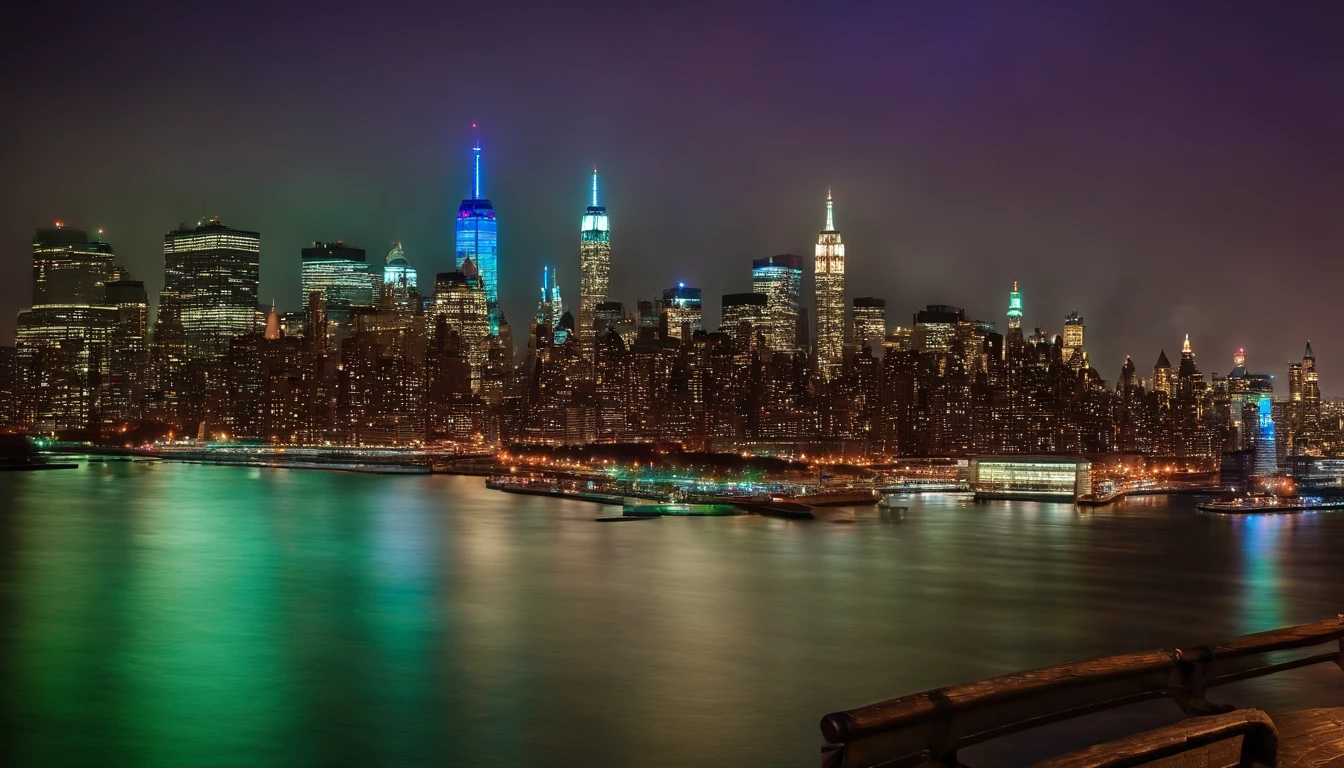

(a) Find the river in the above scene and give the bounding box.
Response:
[2,462,1342,766]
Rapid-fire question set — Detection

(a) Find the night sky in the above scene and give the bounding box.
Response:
[3,2,1342,392]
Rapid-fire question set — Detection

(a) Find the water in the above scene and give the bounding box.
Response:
[2,463,1343,767]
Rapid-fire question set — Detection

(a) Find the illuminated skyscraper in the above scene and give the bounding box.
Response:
[1287,341,1320,452]
[1006,280,1023,330]
[751,254,802,353]
[813,191,845,378]
[852,297,886,352]
[32,224,118,306]
[1153,350,1173,396]
[433,260,490,392]
[301,241,373,323]
[578,168,611,358]
[659,283,702,340]
[1063,311,1085,368]
[381,242,418,311]
[455,125,500,333]
[163,217,260,360]
[721,292,766,351]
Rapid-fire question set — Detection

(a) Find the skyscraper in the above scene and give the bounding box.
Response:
[32,225,118,306]
[164,218,261,360]
[578,168,611,358]
[1063,311,1085,367]
[455,125,500,333]
[721,292,767,351]
[1006,280,1023,330]
[659,283,702,340]
[852,297,886,353]
[433,261,490,392]
[814,191,845,378]
[751,254,802,354]
[301,241,373,323]
[381,242,418,311]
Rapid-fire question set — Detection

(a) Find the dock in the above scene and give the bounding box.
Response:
[819,615,1344,767]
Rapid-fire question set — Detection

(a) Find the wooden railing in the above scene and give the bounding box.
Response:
[820,616,1344,768]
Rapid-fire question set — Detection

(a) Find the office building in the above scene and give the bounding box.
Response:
[721,292,767,351]
[163,218,260,360]
[660,283,702,340]
[751,254,802,353]
[381,242,418,311]
[301,241,373,323]
[852,297,886,353]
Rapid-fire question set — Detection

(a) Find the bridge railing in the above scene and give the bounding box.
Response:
[820,615,1344,768]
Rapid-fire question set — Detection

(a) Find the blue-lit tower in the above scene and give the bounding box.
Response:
[456,124,500,333]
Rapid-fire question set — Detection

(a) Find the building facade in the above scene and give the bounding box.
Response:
[751,254,802,354]
[578,169,611,358]
[814,192,845,379]
[163,218,261,360]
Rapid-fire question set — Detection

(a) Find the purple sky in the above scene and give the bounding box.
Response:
[3,1,1342,392]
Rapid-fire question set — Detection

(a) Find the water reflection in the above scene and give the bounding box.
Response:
[2,465,1344,766]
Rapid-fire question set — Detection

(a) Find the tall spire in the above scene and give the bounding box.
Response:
[824,189,835,232]
[591,167,598,207]
[1305,340,1315,360]
[472,123,481,199]
[1182,333,1192,355]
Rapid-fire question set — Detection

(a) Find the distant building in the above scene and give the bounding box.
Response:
[660,283,702,340]
[813,192,845,379]
[968,456,1092,501]
[433,261,491,391]
[578,169,611,358]
[381,242,418,311]
[751,254,802,354]
[301,241,373,323]
[913,305,964,353]
[852,297,886,353]
[721,292,767,352]
[164,218,260,360]
[1063,311,1084,367]
[455,128,500,332]
[32,225,117,306]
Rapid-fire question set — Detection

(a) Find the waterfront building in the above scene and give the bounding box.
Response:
[15,225,125,432]
[163,218,260,361]
[455,126,500,333]
[578,168,611,358]
[381,242,418,311]
[660,283,702,340]
[852,297,886,354]
[814,191,845,379]
[968,456,1092,501]
[721,292,767,352]
[301,241,373,323]
[751,254,802,353]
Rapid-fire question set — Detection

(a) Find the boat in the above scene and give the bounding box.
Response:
[595,515,659,522]
[1197,495,1344,514]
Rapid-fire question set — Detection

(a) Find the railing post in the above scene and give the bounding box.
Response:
[1168,646,1233,716]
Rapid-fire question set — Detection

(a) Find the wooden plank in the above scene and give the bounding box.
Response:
[1027,709,1277,768]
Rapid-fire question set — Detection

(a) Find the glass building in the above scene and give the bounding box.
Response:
[163,218,260,360]
[301,242,373,324]
[751,254,802,354]
[578,168,611,358]
[455,128,500,333]
[813,191,845,379]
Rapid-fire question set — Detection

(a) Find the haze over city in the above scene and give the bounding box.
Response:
[4,0,1342,390]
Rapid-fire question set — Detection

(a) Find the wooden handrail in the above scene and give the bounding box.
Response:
[820,615,1344,768]
[1028,708,1278,768]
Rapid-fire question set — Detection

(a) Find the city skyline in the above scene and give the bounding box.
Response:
[5,2,1344,393]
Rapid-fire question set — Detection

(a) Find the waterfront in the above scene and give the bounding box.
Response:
[3,464,1344,766]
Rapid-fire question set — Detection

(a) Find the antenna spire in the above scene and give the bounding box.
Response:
[824,189,835,231]
[472,123,481,199]
[592,166,599,207]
